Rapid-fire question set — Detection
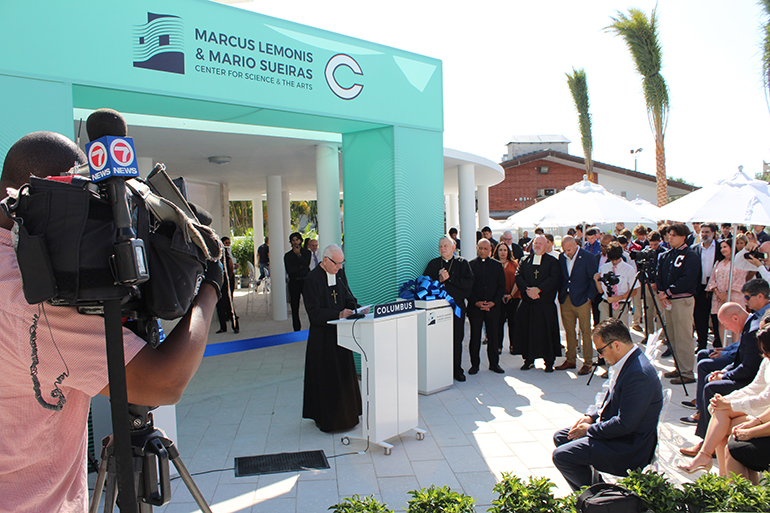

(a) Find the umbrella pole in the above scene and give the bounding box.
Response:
[726,226,736,304]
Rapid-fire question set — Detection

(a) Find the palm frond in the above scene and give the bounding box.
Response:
[565,67,593,176]
[606,7,669,138]
[761,0,770,107]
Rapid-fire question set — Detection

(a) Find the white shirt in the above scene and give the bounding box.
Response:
[700,242,716,284]
[607,345,641,392]
[309,250,320,270]
[565,250,577,276]
[598,259,639,300]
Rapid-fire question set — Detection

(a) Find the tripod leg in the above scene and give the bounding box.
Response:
[89,451,110,513]
[164,440,213,513]
[646,281,689,396]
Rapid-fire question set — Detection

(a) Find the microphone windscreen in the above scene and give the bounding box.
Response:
[189,202,213,226]
[86,108,128,141]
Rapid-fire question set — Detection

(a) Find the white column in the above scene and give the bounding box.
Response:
[220,183,231,238]
[282,191,291,241]
[251,194,264,266]
[448,193,459,232]
[458,164,476,259]
[316,144,342,250]
[477,185,490,230]
[267,176,287,320]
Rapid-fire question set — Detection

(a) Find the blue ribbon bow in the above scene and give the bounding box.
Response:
[399,275,461,318]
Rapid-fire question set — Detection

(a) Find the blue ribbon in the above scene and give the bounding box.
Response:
[399,275,462,318]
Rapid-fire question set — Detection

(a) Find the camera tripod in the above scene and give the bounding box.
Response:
[588,263,690,395]
[90,405,211,513]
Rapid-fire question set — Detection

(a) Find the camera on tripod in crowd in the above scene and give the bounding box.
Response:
[630,246,657,266]
[598,270,620,289]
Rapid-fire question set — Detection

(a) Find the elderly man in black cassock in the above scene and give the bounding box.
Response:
[512,235,562,372]
[424,236,474,382]
[302,244,365,433]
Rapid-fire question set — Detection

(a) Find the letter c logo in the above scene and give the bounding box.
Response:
[325,53,363,100]
[674,255,685,267]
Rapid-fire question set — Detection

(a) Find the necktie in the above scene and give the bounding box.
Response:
[313,252,318,267]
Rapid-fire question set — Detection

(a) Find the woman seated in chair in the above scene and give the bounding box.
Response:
[724,402,770,484]
[679,324,770,475]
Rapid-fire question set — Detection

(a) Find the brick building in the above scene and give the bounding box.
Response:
[490,135,697,219]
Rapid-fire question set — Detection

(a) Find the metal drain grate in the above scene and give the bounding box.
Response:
[234,450,330,477]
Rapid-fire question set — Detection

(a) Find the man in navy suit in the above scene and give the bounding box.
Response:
[552,318,663,491]
[555,236,599,375]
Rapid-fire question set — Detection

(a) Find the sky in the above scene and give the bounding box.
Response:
[239,0,770,188]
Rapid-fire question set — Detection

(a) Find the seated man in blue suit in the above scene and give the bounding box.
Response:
[555,236,599,375]
[553,318,663,491]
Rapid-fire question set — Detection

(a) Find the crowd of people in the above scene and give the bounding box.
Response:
[432,220,770,487]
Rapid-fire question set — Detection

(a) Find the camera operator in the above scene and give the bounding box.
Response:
[744,241,770,283]
[656,222,701,384]
[594,241,639,326]
[0,132,221,513]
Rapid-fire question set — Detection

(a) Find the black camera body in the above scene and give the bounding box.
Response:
[744,249,769,261]
[599,270,620,289]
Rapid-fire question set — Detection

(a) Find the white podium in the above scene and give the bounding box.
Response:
[330,310,426,454]
[415,300,454,395]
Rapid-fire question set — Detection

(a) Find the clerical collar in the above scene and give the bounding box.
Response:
[481,258,486,262]
[442,258,451,263]
[326,271,337,287]
[533,254,542,265]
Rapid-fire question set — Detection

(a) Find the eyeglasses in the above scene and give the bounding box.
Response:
[744,294,757,301]
[326,256,345,266]
[596,340,615,356]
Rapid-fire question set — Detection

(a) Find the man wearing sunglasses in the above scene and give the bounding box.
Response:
[552,318,662,491]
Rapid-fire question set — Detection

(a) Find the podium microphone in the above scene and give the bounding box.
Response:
[339,268,365,319]
[86,109,149,286]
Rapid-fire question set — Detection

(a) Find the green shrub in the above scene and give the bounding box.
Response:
[406,485,475,513]
[489,474,563,513]
[329,494,393,513]
[231,232,255,272]
[617,469,682,513]
[680,472,770,512]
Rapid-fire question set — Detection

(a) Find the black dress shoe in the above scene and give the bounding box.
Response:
[490,365,505,374]
[469,366,480,375]
[216,329,227,333]
[520,361,534,371]
[233,328,239,334]
[661,347,673,357]
[544,364,554,373]
[454,372,466,382]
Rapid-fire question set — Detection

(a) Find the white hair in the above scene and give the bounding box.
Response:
[323,244,343,259]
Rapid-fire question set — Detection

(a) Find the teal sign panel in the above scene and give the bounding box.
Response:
[0,1,442,132]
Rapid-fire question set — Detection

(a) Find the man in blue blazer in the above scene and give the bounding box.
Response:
[553,318,663,491]
[555,236,599,375]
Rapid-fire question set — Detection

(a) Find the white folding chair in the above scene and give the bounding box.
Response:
[647,388,673,472]
[245,262,257,312]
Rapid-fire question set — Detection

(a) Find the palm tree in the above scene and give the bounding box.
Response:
[607,7,670,206]
[762,0,770,106]
[566,67,594,181]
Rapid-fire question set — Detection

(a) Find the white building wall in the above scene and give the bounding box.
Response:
[596,172,690,205]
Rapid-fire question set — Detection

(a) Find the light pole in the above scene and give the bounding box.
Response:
[630,148,643,171]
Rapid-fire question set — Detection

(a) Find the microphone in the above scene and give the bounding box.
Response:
[85,109,149,286]
[339,268,365,319]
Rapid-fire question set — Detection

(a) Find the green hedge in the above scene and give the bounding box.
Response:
[329,470,770,513]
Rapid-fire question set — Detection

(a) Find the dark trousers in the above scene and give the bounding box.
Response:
[453,308,467,376]
[694,288,721,350]
[553,427,596,491]
[288,279,305,331]
[591,292,602,328]
[216,289,235,331]
[499,298,520,352]
[468,306,500,369]
[692,349,734,437]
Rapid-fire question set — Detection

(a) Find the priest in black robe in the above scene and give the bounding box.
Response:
[512,235,562,372]
[424,236,474,382]
[302,244,363,433]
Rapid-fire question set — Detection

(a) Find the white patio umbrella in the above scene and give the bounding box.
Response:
[503,176,658,229]
[657,169,770,225]
[657,169,770,301]
[628,196,663,224]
